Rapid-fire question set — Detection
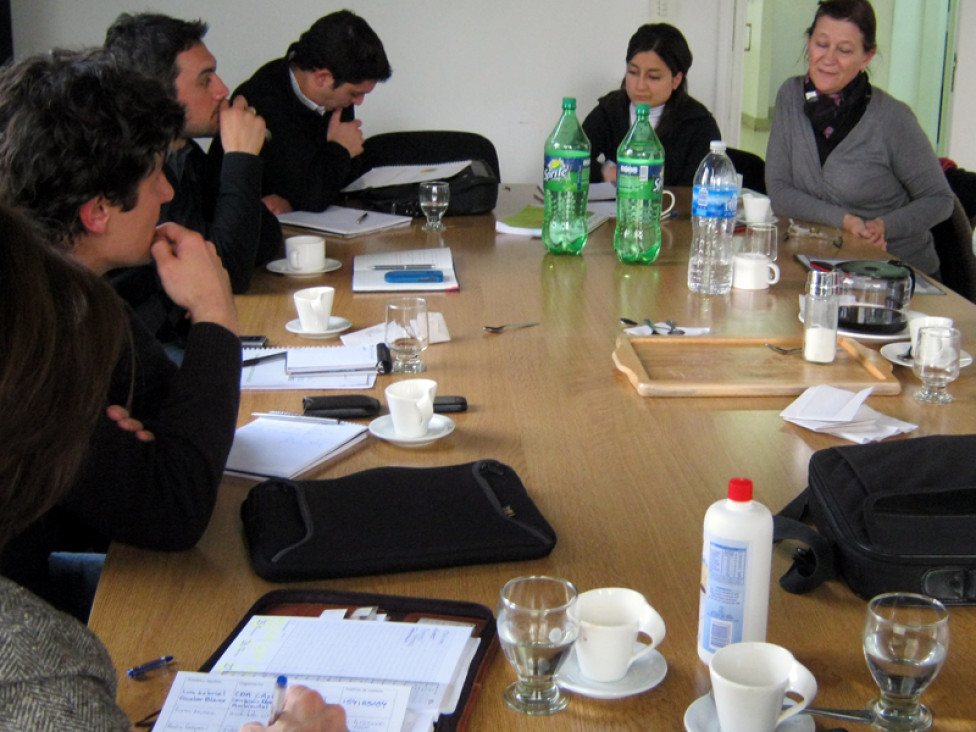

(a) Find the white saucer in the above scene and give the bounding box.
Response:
[880,341,973,369]
[735,215,779,226]
[684,694,814,732]
[798,308,915,343]
[266,258,341,277]
[285,316,351,339]
[368,414,455,448]
[557,644,667,700]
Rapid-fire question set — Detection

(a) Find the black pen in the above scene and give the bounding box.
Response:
[127,655,175,679]
[356,212,369,224]
[242,350,287,368]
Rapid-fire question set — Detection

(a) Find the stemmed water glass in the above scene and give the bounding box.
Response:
[497,576,580,715]
[385,296,429,373]
[863,592,949,731]
[912,326,962,404]
[419,180,450,231]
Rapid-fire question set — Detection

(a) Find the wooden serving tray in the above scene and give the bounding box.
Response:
[612,335,900,397]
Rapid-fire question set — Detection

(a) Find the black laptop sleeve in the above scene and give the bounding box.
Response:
[240,459,556,581]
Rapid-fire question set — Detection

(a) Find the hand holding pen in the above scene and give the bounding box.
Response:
[238,684,350,732]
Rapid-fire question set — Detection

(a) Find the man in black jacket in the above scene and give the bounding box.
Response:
[0,49,241,618]
[105,13,281,344]
[211,10,392,214]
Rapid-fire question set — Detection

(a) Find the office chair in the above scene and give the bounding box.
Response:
[726,147,766,194]
[930,194,976,304]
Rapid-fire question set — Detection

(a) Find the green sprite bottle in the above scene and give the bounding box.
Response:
[542,97,591,255]
[614,104,665,264]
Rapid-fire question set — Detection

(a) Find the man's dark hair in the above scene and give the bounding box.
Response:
[104,12,208,94]
[286,10,391,86]
[0,49,184,249]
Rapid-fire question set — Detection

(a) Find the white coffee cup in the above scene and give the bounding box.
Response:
[732,253,780,290]
[909,315,953,352]
[709,642,818,732]
[660,189,676,219]
[742,192,772,223]
[286,235,326,273]
[293,286,334,333]
[385,379,437,438]
[575,588,666,683]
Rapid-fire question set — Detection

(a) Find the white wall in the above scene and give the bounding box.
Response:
[10,0,731,184]
[947,0,976,170]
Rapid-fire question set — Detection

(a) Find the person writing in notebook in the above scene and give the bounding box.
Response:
[583,23,720,187]
[210,10,392,214]
[0,203,348,732]
[0,49,240,620]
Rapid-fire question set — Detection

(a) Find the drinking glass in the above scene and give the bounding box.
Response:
[912,326,961,404]
[419,180,449,231]
[497,576,580,715]
[863,592,949,731]
[742,221,778,262]
[385,296,429,373]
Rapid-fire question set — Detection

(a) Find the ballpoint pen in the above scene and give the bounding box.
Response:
[356,212,369,224]
[127,655,175,679]
[242,350,287,367]
[269,675,288,725]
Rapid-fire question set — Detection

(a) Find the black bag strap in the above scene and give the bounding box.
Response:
[773,489,838,594]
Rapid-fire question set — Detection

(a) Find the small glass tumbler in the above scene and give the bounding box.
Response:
[863,592,949,731]
[912,326,961,404]
[419,180,450,231]
[497,576,580,715]
[385,296,429,373]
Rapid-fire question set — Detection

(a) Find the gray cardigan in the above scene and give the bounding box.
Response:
[765,76,953,274]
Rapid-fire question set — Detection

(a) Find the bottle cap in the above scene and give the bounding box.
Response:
[562,97,577,110]
[806,269,839,296]
[635,103,650,116]
[709,140,727,153]
[727,477,753,502]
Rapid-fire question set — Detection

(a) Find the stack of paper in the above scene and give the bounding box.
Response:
[152,614,479,732]
[225,414,368,479]
[285,344,378,375]
[242,347,378,390]
[780,385,917,444]
[341,160,471,192]
[277,205,411,237]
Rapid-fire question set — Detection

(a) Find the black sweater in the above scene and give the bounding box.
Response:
[213,58,363,212]
[0,313,241,606]
[582,89,721,187]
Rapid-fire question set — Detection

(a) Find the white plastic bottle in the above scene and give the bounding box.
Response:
[697,477,773,664]
[688,141,738,294]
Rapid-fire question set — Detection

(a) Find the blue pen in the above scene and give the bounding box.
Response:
[126,655,175,679]
[269,675,288,724]
[384,269,444,283]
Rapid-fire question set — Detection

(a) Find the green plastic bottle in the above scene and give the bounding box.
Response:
[542,98,591,255]
[614,104,665,264]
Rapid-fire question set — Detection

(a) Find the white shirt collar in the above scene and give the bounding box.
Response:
[289,68,326,115]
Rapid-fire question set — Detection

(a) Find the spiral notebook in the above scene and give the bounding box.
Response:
[241,346,380,390]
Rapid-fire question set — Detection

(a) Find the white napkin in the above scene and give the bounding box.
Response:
[624,323,711,337]
[340,312,451,346]
[780,385,917,444]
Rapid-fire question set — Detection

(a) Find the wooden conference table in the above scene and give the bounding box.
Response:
[90,187,976,730]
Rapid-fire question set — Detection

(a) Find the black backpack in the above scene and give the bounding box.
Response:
[774,434,976,604]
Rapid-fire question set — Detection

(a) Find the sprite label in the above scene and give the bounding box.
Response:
[617,161,662,200]
[543,154,590,192]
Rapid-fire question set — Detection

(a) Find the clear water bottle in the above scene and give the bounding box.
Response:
[688,141,738,294]
[614,104,664,265]
[542,97,591,255]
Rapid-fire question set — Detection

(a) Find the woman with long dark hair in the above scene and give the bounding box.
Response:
[583,23,721,187]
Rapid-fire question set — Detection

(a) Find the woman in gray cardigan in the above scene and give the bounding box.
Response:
[765,0,952,275]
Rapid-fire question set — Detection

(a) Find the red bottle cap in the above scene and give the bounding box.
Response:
[728,478,753,502]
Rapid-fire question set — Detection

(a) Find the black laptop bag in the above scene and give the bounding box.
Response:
[774,434,976,604]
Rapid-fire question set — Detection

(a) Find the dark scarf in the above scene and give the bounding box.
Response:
[803,71,871,165]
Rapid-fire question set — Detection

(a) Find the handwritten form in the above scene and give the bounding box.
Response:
[153,672,410,732]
